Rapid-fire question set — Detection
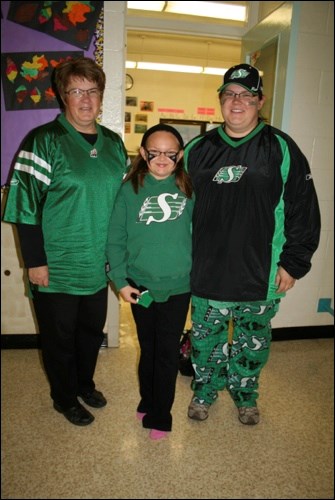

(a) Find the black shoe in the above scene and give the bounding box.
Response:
[78,389,107,408]
[53,402,95,426]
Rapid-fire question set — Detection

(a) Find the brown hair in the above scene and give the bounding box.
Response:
[124,127,193,199]
[53,57,106,100]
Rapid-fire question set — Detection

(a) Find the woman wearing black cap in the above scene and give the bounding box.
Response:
[184,63,321,425]
[106,124,193,440]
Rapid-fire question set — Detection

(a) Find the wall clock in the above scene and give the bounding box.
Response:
[125,74,134,91]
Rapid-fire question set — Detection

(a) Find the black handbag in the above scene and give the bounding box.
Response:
[179,329,194,377]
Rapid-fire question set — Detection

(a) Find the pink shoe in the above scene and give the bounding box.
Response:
[149,429,168,440]
[136,412,146,420]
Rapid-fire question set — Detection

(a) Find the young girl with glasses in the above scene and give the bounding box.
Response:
[106,124,194,440]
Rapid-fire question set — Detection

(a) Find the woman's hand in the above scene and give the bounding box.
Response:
[28,266,49,287]
[275,266,296,293]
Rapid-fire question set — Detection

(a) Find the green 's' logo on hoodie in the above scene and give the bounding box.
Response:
[138,193,187,225]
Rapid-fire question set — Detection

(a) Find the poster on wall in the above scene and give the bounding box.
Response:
[1,51,84,111]
[126,96,137,107]
[140,100,154,112]
[135,124,147,133]
[135,114,148,123]
[7,1,103,49]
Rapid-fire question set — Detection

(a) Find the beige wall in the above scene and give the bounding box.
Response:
[258,1,286,22]
[124,31,241,153]
[1,209,37,334]
[124,70,227,154]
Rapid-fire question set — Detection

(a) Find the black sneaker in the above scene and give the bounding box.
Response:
[53,402,94,426]
[78,389,107,408]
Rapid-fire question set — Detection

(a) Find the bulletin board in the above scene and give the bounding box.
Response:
[1,1,103,186]
[160,119,206,144]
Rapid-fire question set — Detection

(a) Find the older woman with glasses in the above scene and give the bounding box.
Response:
[3,57,129,426]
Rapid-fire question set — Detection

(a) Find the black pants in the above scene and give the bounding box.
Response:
[32,288,107,409]
[131,292,190,431]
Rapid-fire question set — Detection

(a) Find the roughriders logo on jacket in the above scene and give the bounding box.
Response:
[213,165,247,183]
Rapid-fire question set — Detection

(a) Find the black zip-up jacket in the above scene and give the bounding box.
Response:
[184,121,321,302]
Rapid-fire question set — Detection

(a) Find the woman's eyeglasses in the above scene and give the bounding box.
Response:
[65,88,101,99]
[220,91,257,104]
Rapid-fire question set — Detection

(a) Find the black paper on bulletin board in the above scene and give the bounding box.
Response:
[1,51,83,111]
[7,1,103,49]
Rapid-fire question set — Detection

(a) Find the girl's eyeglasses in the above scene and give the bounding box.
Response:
[145,150,179,163]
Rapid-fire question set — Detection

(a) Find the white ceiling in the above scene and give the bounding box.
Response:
[125,2,285,72]
[126,30,242,69]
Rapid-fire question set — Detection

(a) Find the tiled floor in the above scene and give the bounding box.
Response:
[1,303,334,499]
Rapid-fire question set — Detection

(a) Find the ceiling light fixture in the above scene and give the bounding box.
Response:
[126,61,227,76]
[203,67,228,75]
[165,2,247,21]
[137,62,203,73]
[127,1,166,12]
[127,1,247,22]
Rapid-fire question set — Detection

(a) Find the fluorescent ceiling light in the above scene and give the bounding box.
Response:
[203,67,228,75]
[127,1,165,12]
[127,1,247,22]
[137,62,203,73]
[165,2,246,21]
[126,61,227,75]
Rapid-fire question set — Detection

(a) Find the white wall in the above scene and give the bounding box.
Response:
[271,1,334,328]
[101,1,127,346]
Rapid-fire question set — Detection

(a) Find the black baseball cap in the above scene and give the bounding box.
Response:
[217,63,263,95]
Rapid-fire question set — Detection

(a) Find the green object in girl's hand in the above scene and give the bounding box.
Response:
[137,290,153,308]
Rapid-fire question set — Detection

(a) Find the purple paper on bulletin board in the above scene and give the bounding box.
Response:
[7,1,103,50]
[2,51,83,111]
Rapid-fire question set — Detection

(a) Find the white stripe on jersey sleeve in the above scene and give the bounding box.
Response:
[18,150,52,172]
[14,163,51,186]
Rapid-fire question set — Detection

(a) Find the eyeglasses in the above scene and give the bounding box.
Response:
[145,150,179,162]
[64,88,101,98]
[220,90,257,104]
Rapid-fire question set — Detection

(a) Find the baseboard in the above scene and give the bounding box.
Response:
[1,333,108,349]
[271,325,333,341]
[1,326,333,349]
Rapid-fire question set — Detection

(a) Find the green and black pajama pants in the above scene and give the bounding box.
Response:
[190,295,281,408]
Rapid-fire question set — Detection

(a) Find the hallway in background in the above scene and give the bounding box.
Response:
[1,302,334,499]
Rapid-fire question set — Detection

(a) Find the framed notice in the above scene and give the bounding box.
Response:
[160,119,205,145]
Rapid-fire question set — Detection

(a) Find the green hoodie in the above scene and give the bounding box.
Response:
[106,173,194,302]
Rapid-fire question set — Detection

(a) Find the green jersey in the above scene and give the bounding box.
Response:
[3,113,128,295]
